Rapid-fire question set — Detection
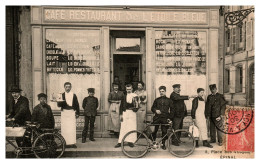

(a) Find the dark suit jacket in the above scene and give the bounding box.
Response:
[32,104,55,129]
[8,96,31,126]
[191,97,206,119]
[58,92,80,115]
[151,96,174,120]
[205,93,227,118]
[82,96,98,116]
[170,92,189,118]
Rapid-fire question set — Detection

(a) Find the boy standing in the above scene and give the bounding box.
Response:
[32,93,55,129]
[82,88,99,143]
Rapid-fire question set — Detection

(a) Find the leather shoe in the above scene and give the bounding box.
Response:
[114,143,121,148]
[89,138,96,141]
[209,140,216,143]
[128,142,134,147]
[203,142,213,148]
[82,138,86,143]
[161,145,166,150]
[218,142,223,146]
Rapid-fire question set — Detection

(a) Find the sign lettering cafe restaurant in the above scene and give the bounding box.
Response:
[30,6,222,137]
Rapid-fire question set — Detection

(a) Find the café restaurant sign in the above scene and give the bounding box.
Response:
[44,8,208,25]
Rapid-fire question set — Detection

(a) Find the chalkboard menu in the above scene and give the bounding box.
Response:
[155,30,207,75]
[46,29,100,74]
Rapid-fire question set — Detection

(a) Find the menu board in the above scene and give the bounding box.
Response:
[155,30,207,75]
[46,29,100,74]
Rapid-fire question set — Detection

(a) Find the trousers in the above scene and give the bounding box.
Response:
[210,117,224,143]
[82,116,96,139]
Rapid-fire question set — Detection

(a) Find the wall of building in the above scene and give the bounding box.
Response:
[224,6,254,106]
[19,7,33,111]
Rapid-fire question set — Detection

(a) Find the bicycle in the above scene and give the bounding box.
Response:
[121,119,195,158]
[6,120,66,158]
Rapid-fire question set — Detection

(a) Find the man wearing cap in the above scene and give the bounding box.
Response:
[205,84,227,146]
[150,86,174,150]
[108,83,125,137]
[32,93,55,129]
[7,85,31,147]
[170,84,196,146]
[82,88,99,143]
[57,82,79,148]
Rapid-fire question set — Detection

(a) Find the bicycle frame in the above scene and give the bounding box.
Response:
[143,122,175,144]
[6,125,57,157]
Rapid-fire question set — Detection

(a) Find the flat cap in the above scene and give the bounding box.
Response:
[172,84,181,88]
[88,88,95,93]
[209,84,217,90]
[37,93,47,99]
[159,86,166,91]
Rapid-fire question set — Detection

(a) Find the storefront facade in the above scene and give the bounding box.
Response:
[31,6,221,137]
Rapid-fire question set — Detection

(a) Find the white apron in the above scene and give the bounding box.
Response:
[118,110,137,143]
[61,110,76,145]
[108,102,121,132]
[118,93,137,143]
[195,100,208,140]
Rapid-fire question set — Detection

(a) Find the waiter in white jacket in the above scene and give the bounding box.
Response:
[114,83,139,148]
[58,82,79,148]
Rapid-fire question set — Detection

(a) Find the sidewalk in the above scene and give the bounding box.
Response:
[6,138,222,158]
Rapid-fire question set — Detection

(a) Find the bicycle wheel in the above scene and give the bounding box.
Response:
[121,130,149,158]
[168,130,195,158]
[32,133,65,158]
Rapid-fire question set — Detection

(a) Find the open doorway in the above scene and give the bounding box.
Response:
[113,54,142,92]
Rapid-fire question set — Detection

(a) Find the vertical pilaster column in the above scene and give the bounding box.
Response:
[208,29,219,90]
[102,26,110,112]
[146,27,155,113]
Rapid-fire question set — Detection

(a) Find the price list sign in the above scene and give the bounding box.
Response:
[46,29,100,74]
[155,30,207,75]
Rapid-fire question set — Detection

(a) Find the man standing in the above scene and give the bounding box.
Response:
[32,93,55,129]
[205,84,227,146]
[114,84,138,148]
[82,88,99,143]
[57,82,79,148]
[7,85,31,147]
[151,86,174,150]
[108,83,125,137]
[170,84,195,146]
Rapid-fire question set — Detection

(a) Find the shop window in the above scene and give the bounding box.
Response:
[45,29,100,110]
[224,69,230,93]
[235,65,243,93]
[115,38,140,52]
[154,30,207,110]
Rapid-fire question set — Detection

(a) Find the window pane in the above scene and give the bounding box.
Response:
[154,30,207,110]
[45,29,100,110]
[116,38,140,52]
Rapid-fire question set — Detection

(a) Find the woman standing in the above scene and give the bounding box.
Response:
[134,81,147,131]
[191,88,213,148]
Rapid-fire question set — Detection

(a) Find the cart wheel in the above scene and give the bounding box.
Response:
[168,130,195,158]
[121,130,149,158]
[32,133,65,158]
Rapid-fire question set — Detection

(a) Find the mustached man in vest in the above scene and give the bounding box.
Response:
[57,82,79,148]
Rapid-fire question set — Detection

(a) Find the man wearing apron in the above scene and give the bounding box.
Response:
[58,82,79,148]
[191,88,213,148]
[114,84,138,148]
[108,83,125,137]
